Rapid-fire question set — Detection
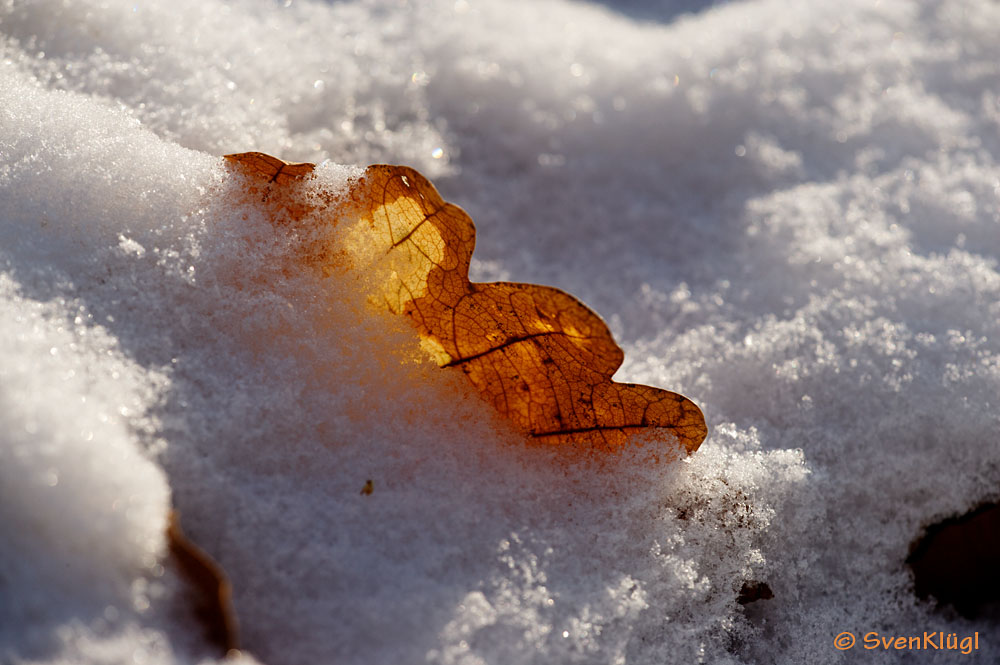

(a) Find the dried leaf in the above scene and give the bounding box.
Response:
[167,511,240,656]
[225,153,707,453]
[224,151,315,185]
[907,501,1000,618]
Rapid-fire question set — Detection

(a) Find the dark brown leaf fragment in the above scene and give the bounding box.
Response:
[907,501,1000,618]
[168,511,240,657]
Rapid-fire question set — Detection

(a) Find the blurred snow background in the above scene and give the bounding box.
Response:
[2,0,999,663]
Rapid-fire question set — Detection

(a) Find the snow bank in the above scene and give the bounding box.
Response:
[0,276,169,654]
[2,0,998,663]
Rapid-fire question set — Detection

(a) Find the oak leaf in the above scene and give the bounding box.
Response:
[224,152,707,454]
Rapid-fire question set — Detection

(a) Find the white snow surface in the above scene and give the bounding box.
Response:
[2,0,999,663]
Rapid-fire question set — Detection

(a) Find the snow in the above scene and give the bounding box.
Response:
[2,0,999,663]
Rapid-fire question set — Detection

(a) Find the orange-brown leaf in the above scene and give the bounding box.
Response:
[224,151,315,185]
[224,153,707,454]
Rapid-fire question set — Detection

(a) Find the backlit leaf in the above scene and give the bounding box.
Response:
[225,153,707,454]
